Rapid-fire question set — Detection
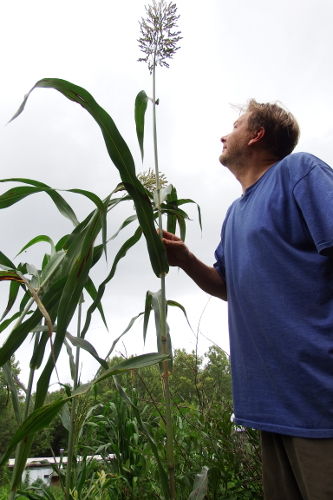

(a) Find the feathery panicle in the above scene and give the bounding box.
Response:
[138,168,168,193]
[138,0,182,73]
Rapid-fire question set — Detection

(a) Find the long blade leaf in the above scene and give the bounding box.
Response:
[10,79,168,276]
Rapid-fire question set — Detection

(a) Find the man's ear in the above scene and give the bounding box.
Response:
[248,126,265,146]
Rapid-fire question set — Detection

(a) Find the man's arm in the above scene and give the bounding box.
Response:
[162,231,227,301]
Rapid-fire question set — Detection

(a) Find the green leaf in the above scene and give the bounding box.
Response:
[10,79,168,277]
[80,226,143,339]
[34,207,103,408]
[143,290,153,344]
[173,197,202,233]
[63,338,76,381]
[39,249,67,288]
[0,352,168,480]
[0,178,79,226]
[0,185,45,208]
[30,331,49,370]
[0,250,16,269]
[16,234,56,257]
[84,277,107,330]
[0,311,23,333]
[166,185,178,234]
[146,290,173,372]
[135,90,148,161]
[113,377,170,499]
[105,312,144,359]
[108,214,138,241]
[167,299,192,330]
[66,332,108,369]
[1,280,21,321]
[0,398,68,467]
[95,352,169,384]
[68,188,108,258]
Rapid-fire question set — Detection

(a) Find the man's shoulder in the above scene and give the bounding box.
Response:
[277,152,332,182]
[280,151,330,169]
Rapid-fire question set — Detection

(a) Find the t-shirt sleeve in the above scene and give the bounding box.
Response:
[293,164,333,254]
[214,239,226,278]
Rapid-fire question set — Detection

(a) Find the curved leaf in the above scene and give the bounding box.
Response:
[10,79,168,277]
[105,311,144,360]
[65,332,108,370]
[167,299,192,330]
[16,234,55,257]
[0,178,79,226]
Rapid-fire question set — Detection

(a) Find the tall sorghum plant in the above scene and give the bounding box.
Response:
[138,3,181,498]
[0,2,201,497]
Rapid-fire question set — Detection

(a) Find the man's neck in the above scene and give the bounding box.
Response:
[229,155,278,192]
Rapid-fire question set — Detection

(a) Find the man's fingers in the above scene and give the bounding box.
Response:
[161,230,181,242]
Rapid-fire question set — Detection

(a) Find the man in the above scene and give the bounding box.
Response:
[162,99,333,499]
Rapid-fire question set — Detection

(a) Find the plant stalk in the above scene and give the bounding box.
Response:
[24,330,41,419]
[65,296,83,499]
[152,59,176,500]
[6,297,36,500]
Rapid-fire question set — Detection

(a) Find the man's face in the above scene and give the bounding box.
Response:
[219,112,252,168]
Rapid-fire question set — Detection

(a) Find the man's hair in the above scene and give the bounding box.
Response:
[245,99,300,160]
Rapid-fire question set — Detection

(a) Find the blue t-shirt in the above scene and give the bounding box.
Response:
[214,152,333,437]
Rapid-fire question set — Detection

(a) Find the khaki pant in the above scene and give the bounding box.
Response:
[261,431,333,500]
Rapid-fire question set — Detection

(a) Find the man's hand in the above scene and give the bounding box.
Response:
[161,230,191,268]
[161,230,227,300]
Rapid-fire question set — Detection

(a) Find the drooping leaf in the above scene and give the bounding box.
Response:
[105,311,144,360]
[0,178,79,226]
[16,234,56,257]
[145,290,173,372]
[108,214,138,241]
[167,299,192,330]
[66,332,108,370]
[172,197,202,233]
[10,78,168,277]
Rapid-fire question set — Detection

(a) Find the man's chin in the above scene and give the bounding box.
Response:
[219,154,229,166]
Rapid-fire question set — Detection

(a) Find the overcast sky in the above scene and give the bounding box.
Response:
[1,0,333,386]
